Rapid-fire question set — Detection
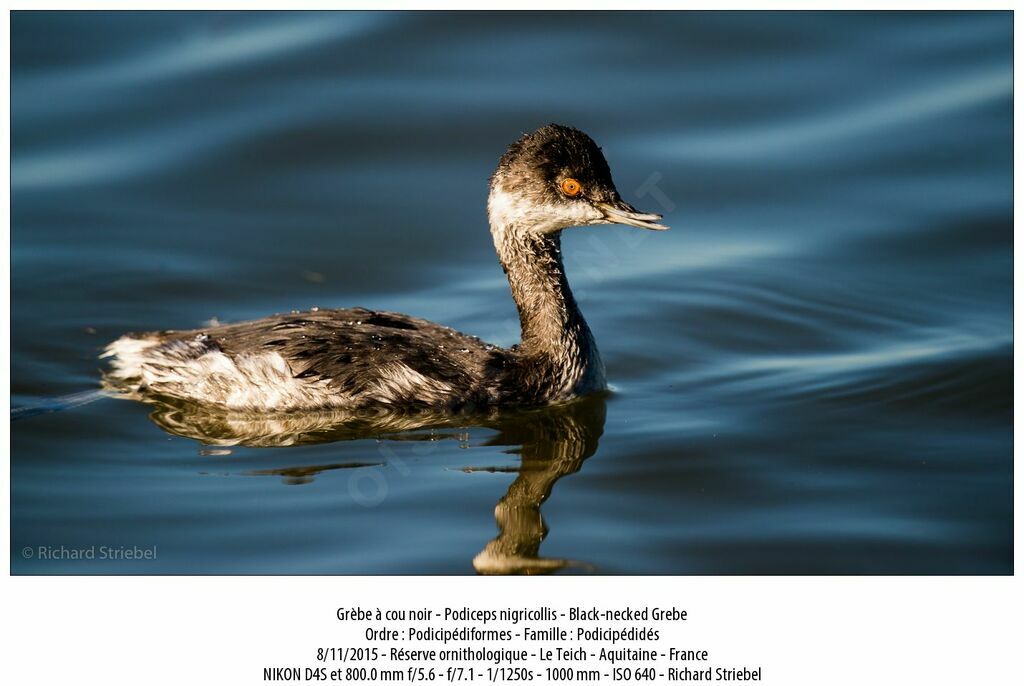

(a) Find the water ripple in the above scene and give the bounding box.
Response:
[639,68,1010,162]
[14,14,384,106]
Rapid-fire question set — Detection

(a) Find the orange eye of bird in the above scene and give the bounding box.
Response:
[560,178,583,197]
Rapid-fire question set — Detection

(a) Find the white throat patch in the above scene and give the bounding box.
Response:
[487,186,601,242]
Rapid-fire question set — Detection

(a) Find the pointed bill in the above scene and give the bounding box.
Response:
[594,201,670,231]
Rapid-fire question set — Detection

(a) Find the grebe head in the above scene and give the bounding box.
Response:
[488,123,669,236]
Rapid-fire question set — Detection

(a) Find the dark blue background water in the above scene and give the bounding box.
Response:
[11,11,1012,574]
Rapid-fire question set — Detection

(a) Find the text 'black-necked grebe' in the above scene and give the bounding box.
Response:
[103,124,669,412]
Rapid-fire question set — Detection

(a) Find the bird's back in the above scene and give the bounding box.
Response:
[103,308,511,412]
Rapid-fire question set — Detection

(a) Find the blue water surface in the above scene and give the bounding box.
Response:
[10,11,1012,574]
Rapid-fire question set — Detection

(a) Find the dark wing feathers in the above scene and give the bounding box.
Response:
[159,308,507,400]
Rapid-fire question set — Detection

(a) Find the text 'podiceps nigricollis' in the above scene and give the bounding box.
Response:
[103,124,669,412]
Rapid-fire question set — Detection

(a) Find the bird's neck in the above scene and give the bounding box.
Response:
[490,218,605,397]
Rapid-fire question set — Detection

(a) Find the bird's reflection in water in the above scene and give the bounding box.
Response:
[471,398,605,575]
[141,394,607,574]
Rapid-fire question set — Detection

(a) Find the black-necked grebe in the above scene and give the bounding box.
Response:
[103,124,668,412]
